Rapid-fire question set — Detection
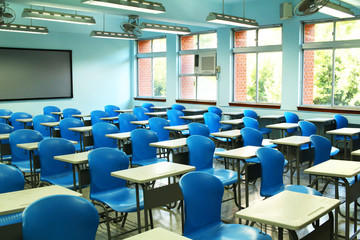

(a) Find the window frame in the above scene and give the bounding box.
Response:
[232,24,283,105]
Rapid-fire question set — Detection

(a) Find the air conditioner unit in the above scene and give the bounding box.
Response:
[194,53,216,74]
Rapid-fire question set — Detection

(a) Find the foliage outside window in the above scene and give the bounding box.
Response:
[233,26,282,104]
[137,38,166,98]
[179,32,217,101]
[302,19,360,107]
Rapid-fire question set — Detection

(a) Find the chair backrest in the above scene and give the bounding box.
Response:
[148,117,170,141]
[133,107,149,121]
[92,122,119,149]
[59,118,85,142]
[62,108,81,119]
[0,123,13,144]
[9,129,43,164]
[256,147,285,197]
[167,109,185,126]
[188,122,210,137]
[241,127,263,147]
[310,135,331,166]
[299,121,316,137]
[131,129,158,163]
[10,112,32,130]
[0,109,12,124]
[43,106,61,121]
[172,104,185,112]
[22,195,99,240]
[32,115,56,138]
[179,172,223,236]
[242,117,260,130]
[208,106,222,118]
[284,112,299,123]
[104,105,120,117]
[0,164,25,193]
[90,110,109,125]
[243,109,258,119]
[203,112,221,133]
[38,138,75,179]
[88,148,129,196]
[142,103,154,112]
[118,113,138,133]
[334,114,348,129]
[186,135,214,170]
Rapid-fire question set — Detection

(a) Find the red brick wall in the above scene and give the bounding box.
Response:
[303,24,315,104]
[234,31,248,101]
[138,40,151,54]
[181,35,197,50]
[180,35,196,98]
[138,58,152,96]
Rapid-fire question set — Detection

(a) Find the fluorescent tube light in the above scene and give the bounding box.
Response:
[206,12,258,28]
[22,8,96,25]
[90,30,137,40]
[140,22,190,35]
[82,0,165,14]
[319,1,355,18]
[0,24,49,34]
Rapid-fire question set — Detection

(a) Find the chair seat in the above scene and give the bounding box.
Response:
[259,127,272,135]
[214,148,226,159]
[75,144,93,152]
[181,130,190,136]
[213,136,231,143]
[199,168,238,186]
[0,212,22,227]
[91,188,144,212]
[220,124,232,131]
[335,135,359,141]
[12,161,40,173]
[186,222,271,240]
[132,157,167,166]
[284,185,322,196]
[330,146,340,157]
[41,172,81,190]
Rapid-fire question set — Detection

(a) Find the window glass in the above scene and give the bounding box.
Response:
[197,76,217,101]
[258,27,282,46]
[137,58,152,97]
[181,35,198,50]
[199,33,217,49]
[304,23,333,43]
[180,76,195,99]
[153,57,166,97]
[234,30,256,48]
[180,55,194,75]
[152,38,167,52]
[335,19,360,41]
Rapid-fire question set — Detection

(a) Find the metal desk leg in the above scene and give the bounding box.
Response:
[72,164,77,192]
[278,227,283,240]
[296,146,300,185]
[236,159,242,210]
[335,179,339,240]
[135,183,142,233]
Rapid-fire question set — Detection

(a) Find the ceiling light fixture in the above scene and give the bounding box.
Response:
[82,0,165,14]
[319,1,354,18]
[22,8,96,25]
[206,0,258,28]
[140,22,190,35]
[0,23,49,34]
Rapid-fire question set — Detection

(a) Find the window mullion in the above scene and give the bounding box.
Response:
[331,49,336,107]
[256,53,259,103]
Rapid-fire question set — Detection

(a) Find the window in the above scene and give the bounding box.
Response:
[302,19,360,107]
[233,26,282,104]
[137,38,166,98]
[179,32,217,101]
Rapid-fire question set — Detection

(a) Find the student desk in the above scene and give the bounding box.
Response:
[145,111,167,117]
[0,133,10,162]
[40,121,60,137]
[54,151,91,193]
[222,111,243,119]
[215,146,260,209]
[149,138,188,164]
[179,114,203,123]
[210,129,241,149]
[235,191,340,240]
[0,185,82,240]
[130,120,149,128]
[50,111,63,120]
[266,123,298,138]
[164,125,188,138]
[111,162,195,233]
[105,132,131,155]
[304,117,335,135]
[260,114,285,120]
[125,227,190,240]
[16,118,33,129]
[68,126,93,151]
[326,128,360,160]
[150,106,171,111]
[305,160,360,240]
[270,136,311,185]
[72,114,91,126]
[114,109,133,113]
[100,116,119,123]
[352,149,360,161]
[182,109,207,116]
[220,119,243,129]
[0,115,11,124]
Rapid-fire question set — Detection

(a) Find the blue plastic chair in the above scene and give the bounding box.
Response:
[256,147,321,198]
[9,129,43,173]
[130,129,167,166]
[22,195,99,240]
[0,109,12,124]
[92,122,119,149]
[10,112,32,130]
[334,114,359,142]
[142,103,154,112]
[32,115,56,138]
[118,113,138,133]
[310,135,332,166]
[88,148,144,239]
[59,118,89,152]
[149,117,170,141]
[179,172,271,240]
[167,109,187,126]
[0,164,25,228]
[62,108,81,119]
[242,117,271,138]
[104,105,120,117]
[133,107,149,121]
[203,112,231,145]
[186,135,238,205]
[241,127,276,148]
[299,121,339,156]
[90,110,109,126]
[243,109,258,119]
[172,104,186,112]
[43,106,61,121]
[38,138,80,189]
[208,107,232,131]
[0,123,13,161]
[284,112,299,135]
